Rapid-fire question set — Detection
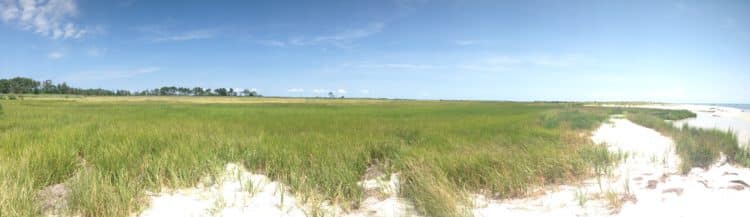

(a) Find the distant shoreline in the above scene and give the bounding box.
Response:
[708,104,750,111]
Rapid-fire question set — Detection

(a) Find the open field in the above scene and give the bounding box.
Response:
[0,97,623,217]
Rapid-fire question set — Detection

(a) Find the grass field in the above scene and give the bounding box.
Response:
[1,97,624,217]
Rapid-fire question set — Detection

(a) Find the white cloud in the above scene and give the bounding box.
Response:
[0,0,93,39]
[336,89,347,94]
[0,0,19,21]
[135,25,217,42]
[360,89,370,94]
[287,88,304,93]
[153,29,216,42]
[314,22,384,43]
[255,39,287,47]
[47,51,63,59]
[257,22,385,47]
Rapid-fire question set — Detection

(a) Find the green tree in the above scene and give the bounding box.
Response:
[42,80,57,93]
[57,82,71,94]
[6,77,40,94]
[214,88,228,96]
[0,79,9,94]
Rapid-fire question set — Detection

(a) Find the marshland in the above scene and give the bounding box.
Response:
[2,95,749,217]
[2,0,749,216]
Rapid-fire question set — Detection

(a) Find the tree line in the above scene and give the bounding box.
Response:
[0,77,261,97]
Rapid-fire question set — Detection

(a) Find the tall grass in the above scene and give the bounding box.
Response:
[0,99,613,217]
[738,141,750,167]
[625,109,744,173]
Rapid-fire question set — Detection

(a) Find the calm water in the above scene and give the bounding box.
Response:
[673,104,750,146]
[697,104,750,111]
[717,104,750,110]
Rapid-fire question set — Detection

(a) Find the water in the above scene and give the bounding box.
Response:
[671,104,750,146]
[709,104,750,111]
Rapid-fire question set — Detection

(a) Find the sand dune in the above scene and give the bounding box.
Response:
[138,164,417,217]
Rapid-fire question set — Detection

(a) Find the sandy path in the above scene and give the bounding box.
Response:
[474,117,750,217]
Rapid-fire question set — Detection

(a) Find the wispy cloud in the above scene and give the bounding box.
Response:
[153,29,216,42]
[47,51,64,59]
[360,89,369,94]
[135,25,218,42]
[0,0,96,39]
[313,22,384,43]
[254,39,288,47]
[256,22,385,47]
[64,67,160,82]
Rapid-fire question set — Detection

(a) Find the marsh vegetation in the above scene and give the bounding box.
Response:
[624,109,750,173]
[0,97,730,217]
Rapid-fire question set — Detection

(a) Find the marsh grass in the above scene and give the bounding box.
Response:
[0,99,613,217]
[734,141,750,167]
[625,109,744,173]
[576,190,587,206]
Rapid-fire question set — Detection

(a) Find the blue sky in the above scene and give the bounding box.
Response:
[1,0,748,102]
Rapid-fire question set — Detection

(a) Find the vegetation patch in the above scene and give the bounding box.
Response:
[624,109,748,173]
[0,99,615,217]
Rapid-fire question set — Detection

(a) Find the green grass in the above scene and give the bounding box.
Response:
[624,109,745,173]
[0,98,614,217]
[738,142,750,167]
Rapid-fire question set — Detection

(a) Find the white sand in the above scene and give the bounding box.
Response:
[139,164,313,217]
[474,117,750,217]
[137,163,417,217]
